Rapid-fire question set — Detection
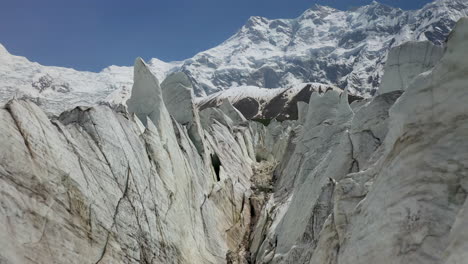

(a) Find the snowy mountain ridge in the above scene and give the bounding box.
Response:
[1,16,468,263]
[183,0,468,95]
[0,43,182,114]
[1,0,468,114]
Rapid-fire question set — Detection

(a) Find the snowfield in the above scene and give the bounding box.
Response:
[1,0,468,114]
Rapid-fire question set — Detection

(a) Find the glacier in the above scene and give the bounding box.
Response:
[1,0,468,263]
[0,14,468,263]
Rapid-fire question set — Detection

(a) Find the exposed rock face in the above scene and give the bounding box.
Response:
[379,41,444,94]
[197,83,347,122]
[0,17,468,264]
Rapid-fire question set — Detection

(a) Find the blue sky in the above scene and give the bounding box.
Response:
[1,0,434,72]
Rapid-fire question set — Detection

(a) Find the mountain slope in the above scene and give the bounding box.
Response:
[181,0,468,96]
[0,0,467,115]
[0,44,181,114]
[1,17,467,264]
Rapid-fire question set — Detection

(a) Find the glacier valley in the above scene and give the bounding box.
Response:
[1,1,468,264]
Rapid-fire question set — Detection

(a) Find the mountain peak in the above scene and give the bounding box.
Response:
[300,4,337,20]
[425,0,468,8]
[363,0,395,10]
[310,4,331,11]
[353,0,398,19]
[244,16,269,28]
[1,0,467,108]
[306,4,337,13]
[0,43,9,55]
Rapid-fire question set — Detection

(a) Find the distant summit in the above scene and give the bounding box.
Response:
[172,0,468,96]
[1,0,467,114]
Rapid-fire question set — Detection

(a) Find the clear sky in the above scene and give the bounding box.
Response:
[0,0,435,72]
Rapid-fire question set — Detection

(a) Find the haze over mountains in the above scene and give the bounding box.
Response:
[1,0,468,115]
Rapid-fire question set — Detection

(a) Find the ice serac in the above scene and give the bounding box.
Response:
[126,57,165,126]
[196,83,344,122]
[218,99,247,125]
[337,17,468,264]
[248,17,468,264]
[160,71,206,155]
[297,101,309,123]
[250,89,354,263]
[379,41,444,94]
[161,72,196,125]
[0,52,297,263]
[1,97,223,263]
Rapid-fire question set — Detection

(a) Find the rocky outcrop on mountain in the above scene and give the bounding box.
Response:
[379,41,444,94]
[31,74,71,93]
[197,83,348,121]
[0,16,467,264]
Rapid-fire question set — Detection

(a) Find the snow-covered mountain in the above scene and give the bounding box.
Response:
[196,83,346,121]
[1,0,467,114]
[0,44,181,114]
[1,16,468,264]
[183,0,468,96]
